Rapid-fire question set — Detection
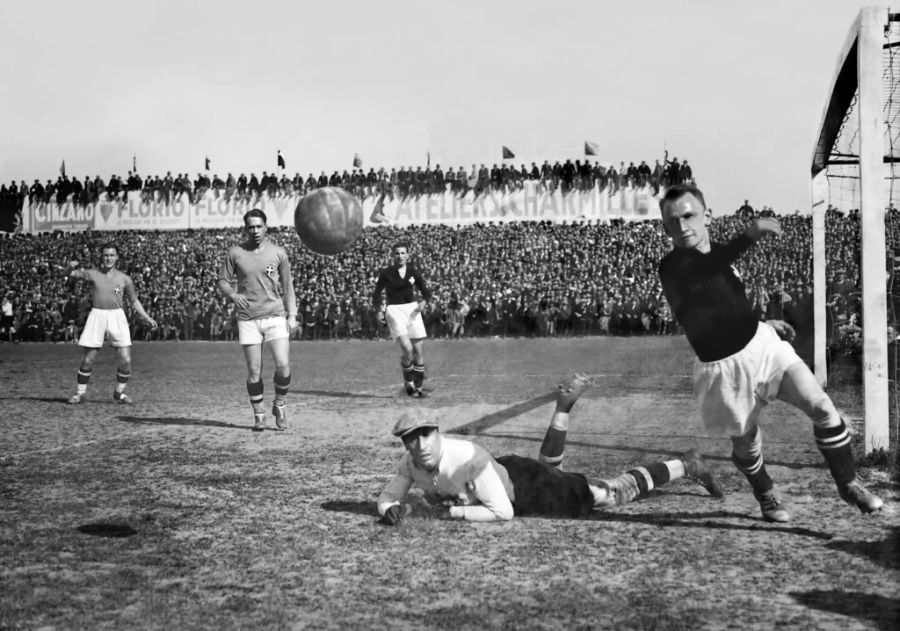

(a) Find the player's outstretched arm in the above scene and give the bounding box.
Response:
[375,462,414,526]
[66,260,87,283]
[746,217,782,241]
[217,277,250,311]
[446,467,514,522]
[277,254,298,330]
[132,299,157,328]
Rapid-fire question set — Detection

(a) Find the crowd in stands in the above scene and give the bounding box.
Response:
[0,199,880,366]
[0,154,694,219]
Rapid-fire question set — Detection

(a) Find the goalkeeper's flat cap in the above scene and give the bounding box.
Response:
[392,411,439,438]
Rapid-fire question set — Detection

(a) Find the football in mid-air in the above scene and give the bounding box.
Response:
[294,187,364,255]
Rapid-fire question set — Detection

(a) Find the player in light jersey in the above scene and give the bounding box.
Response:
[658,184,883,522]
[67,243,157,404]
[376,374,722,524]
[372,241,432,398]
[218,209,298,431]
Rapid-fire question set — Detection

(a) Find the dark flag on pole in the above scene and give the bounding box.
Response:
[277,150,286,170]
[205,156,210,171]
[502,146,515,160]
[60,159,66,177]
[132,155,137,172]
[427,151,431,168]
[353,153,363,168]
[584,141,600,156]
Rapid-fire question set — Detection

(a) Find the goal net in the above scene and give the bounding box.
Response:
[810,6,899,453]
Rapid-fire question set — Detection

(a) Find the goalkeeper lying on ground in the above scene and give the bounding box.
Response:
[375,374,723,524]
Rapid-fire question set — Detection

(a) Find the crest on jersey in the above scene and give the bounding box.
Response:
[114,285,122,297]
[408,276,415,285]
[265,264,276,278]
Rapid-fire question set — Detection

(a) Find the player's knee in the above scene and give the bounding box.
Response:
[807,394,839,427]
[731,425,763,459]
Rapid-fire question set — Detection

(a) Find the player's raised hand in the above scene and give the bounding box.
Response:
[747,217,782,241]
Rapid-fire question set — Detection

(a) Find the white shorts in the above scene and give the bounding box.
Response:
[385,303,427,340]
[79,308,132,348]
[693,321,802,436]
[238,316,289,345]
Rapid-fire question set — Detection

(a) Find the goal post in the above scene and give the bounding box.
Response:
[810,6,892,453]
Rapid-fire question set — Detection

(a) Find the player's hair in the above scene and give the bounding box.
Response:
[391,240,410,252]
[243,208,267,226]
[98,241,118,254]
[659,183,706,213]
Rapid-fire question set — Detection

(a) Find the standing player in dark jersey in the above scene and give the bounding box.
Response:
[658,184,883,522]
[372,241,432,398]
[218,209,298,431]
[67,242,157,404]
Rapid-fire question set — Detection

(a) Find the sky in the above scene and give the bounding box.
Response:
[0,0,882,214]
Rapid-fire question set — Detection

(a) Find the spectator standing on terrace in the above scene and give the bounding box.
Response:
[218,209,298,432]
[1,291,15,342]
[376,375,722,524]
[66,242,157,405]
[658,184,883,522]
[28,180,44,206]
[373,240,433,398]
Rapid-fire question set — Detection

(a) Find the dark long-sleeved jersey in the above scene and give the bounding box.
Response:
[658,234,758,362]
[372,264,432,309]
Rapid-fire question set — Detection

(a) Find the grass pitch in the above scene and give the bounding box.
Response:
[1,337,898,630]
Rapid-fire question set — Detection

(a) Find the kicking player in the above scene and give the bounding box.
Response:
[658,183,883,522]
[376,374,723,524]
[67,242,157,404]
[218,209,298,431]
[372,240,432,398]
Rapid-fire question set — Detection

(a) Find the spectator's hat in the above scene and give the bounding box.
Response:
[392,411,439,438]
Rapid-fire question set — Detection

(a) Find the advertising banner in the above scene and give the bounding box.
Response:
[21,182,662,234]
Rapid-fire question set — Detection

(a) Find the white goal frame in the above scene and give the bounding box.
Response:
[810,6,891,453]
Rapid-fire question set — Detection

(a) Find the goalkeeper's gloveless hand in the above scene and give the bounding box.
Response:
[377,504,402,526]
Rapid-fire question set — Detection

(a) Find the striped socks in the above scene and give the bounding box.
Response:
[76,366,92,395]
[815,419,856,486]
[115,368,130,395]
[274,372,291,407]
[247,379,264,413]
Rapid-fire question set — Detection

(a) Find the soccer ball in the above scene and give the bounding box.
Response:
[294,187,364,255]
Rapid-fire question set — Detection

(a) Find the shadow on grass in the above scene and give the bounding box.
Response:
[319,499,833,539]
[790,590,900,631]
[117,416,249,430]
[295,389,395,400]
[321,499,377,517]
[826,527,900,569]
[447,391,557,435]
[586,510,835,539]
[0,395,73,404]
[77,522,138,538]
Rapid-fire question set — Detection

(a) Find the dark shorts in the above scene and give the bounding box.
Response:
[0,315,13,330]
[496,454,595,518]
